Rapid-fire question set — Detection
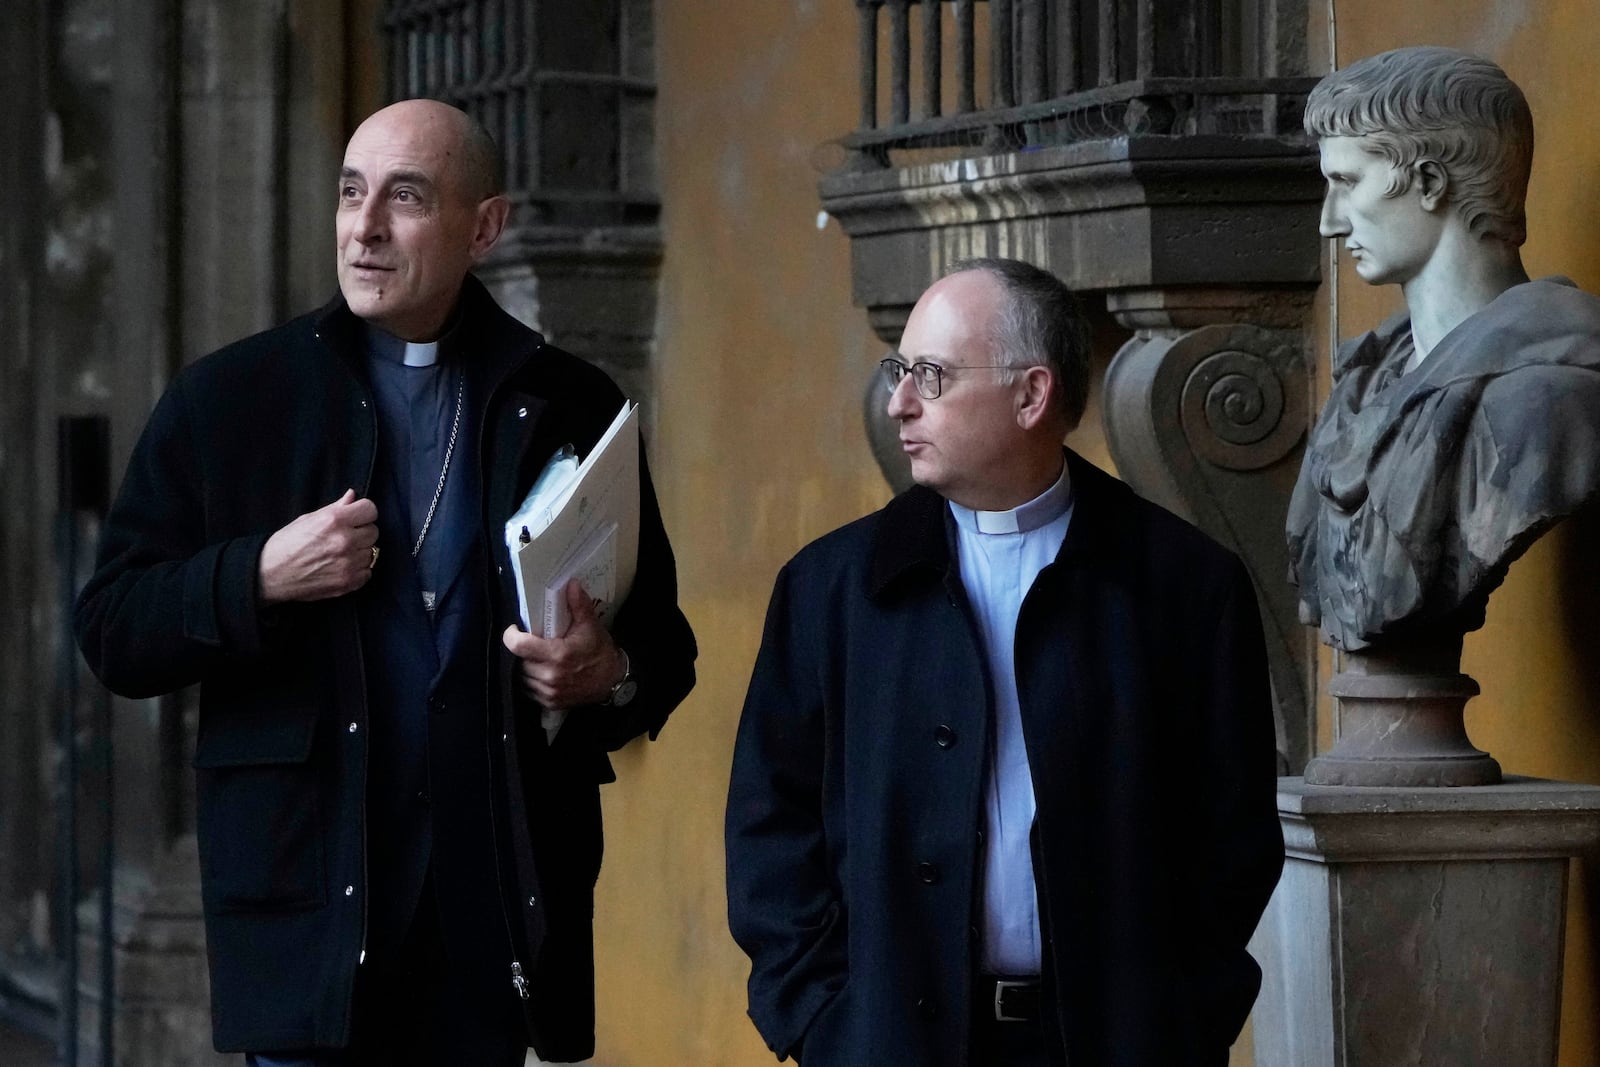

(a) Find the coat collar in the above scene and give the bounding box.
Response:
[867,449,1124,600]
[313,273,542,396]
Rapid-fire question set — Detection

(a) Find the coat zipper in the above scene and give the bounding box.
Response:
[475,346,537,1004]
[319,326,378,1012]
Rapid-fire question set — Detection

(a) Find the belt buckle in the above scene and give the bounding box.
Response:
[993,979,1032,1022]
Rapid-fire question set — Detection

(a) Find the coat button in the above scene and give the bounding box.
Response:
[916,861,940,885]
[344,885,354,897]
[416,789,430,805]
[916,996,939,1020]
[347,721,359,734]
[934,725,956,748]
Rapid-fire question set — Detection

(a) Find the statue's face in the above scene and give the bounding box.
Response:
[1318,136,1445,288]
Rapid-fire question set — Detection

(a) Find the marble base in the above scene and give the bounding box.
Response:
[1250,776,1600,1066]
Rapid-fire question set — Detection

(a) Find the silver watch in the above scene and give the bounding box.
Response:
[606,649,637,707]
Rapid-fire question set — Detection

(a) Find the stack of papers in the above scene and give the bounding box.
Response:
[504,401,640,638]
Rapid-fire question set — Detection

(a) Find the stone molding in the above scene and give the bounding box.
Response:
[819,134,1323,340]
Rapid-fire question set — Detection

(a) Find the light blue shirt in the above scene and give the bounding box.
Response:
[949,462,1072,975]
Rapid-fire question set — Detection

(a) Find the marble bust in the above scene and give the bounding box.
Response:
[1287,46,1600,652]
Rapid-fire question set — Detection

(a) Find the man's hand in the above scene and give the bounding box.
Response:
[502,579,626,709]
[258,489,380,605]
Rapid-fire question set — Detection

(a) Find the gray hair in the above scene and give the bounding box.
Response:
[943,257,1091,430]
[1303,46,1533,246]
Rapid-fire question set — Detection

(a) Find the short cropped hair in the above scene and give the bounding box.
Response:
[1303,46,1533,246]
[945,257,1091,430]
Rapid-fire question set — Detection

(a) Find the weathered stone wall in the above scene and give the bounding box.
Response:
[0,0,381,1059]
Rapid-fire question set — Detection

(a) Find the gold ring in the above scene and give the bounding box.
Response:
[369,545,380,569]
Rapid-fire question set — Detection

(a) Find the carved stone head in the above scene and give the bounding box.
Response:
[1287,49,1600,658]
[1303,46,1533,247]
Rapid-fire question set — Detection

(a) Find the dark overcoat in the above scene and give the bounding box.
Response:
[75,277,696,1061]
[726,451,1283,1066]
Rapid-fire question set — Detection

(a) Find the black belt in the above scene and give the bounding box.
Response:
[976,975,1043,1022]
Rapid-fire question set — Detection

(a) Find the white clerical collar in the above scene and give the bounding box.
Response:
[402,340,439,367]
[365,324,442,367]
[949,461,1072,535]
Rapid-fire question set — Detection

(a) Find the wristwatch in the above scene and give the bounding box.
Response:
[605,649,637,707]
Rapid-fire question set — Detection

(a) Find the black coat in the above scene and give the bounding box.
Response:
[75,278,697,1060]
[725,452,1283,1066]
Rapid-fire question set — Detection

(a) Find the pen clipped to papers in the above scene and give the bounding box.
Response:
[503,401,640,638]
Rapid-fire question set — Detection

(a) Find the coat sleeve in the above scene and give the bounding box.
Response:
[74,378,273,698]
[725,560,847,1062]
[576,440,698,751]
[1178,557,1285,1050]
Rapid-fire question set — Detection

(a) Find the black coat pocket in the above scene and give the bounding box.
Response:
[194,757,326,912]
[193,687,326,914]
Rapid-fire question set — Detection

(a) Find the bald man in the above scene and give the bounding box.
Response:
[77,100,697,1065]
[725,259,1281,1066]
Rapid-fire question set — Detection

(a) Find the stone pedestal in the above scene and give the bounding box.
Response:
[1251,776,1600,1066]
[1304,636,1502,788]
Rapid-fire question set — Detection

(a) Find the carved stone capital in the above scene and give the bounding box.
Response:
[1106,286,1314,333]
[1103,320,1313,771]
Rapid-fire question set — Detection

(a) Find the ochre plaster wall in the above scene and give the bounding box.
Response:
[586,3,885,1064]
[1317,3,1600,1064]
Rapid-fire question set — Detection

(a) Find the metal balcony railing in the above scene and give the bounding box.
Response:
[385,0,657,227]
[848,0,1317,164]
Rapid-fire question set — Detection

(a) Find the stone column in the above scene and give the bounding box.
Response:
[76,837,229,1066]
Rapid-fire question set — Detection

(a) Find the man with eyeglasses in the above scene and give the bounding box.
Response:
[726,258,1283,1066]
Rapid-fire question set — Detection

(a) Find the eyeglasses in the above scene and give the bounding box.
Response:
[879,356,1029,400]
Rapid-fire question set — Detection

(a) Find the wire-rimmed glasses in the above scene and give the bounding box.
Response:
[879,356,1026,400]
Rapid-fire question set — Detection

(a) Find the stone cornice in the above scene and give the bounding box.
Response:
[819,134,1323,310]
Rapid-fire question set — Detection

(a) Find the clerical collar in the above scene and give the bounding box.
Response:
[949,462,1072,535]
[364,323,456,367]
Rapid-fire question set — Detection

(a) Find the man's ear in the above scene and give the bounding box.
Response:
[469,195,512,261]
[1015,365,1057,430]
[1416,158,1449,213]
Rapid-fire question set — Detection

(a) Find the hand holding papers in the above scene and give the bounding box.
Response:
[502,402,640,741]
[504,401,640,638]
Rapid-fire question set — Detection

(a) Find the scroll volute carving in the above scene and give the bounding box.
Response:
[1104,323,1313,773]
